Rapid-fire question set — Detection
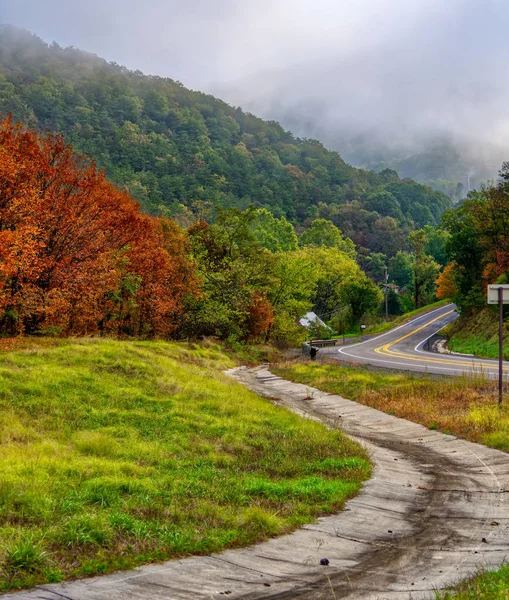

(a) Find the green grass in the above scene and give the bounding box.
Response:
[435,564,509,599]
[0,339,370,591]
[448,334,509,361]
[274,361,430,403]
[330,333,360,340]
[445,308,509,361]
[364,299,452,336]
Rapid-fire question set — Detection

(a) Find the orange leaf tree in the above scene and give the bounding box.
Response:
[0,118,198,336]
[435,263,458,300]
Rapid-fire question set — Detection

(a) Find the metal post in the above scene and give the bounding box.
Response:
[499,286,503,406]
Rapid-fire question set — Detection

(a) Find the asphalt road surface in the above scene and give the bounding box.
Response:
[320,303,508,378]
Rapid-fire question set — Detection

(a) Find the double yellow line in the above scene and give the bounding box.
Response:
[374,309,504,371]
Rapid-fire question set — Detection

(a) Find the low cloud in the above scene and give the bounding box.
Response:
[2,0,508,170]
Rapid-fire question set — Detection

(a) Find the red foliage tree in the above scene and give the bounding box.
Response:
[0,118,198,336]
[245,291,274,339]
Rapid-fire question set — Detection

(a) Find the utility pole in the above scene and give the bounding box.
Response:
[384,267,389,321]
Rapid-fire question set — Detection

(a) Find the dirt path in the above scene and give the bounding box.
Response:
[5,366,509,600]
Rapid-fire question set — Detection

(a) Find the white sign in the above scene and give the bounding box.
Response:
[487,284,509,304]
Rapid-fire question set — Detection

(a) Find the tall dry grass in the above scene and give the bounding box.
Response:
[273,359,509,451]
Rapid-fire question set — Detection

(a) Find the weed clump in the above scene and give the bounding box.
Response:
[4,533,50,573]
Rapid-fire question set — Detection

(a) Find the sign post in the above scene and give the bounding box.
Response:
[487,284,509,406]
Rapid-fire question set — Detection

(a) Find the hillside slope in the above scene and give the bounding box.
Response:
[0,338,369,590]
[0,25,451,252]
[445,309,509,361]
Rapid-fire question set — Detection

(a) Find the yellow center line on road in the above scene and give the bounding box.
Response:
[374,309,505,371]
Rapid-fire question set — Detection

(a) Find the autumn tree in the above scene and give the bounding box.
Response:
[435,263,457,300]
[0,118,197,336]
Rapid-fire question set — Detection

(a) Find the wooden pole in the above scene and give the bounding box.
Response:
[384,268,389,321]
[499,286,503,407]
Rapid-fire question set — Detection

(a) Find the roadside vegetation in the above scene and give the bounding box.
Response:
[442,309,509,361]
[272,360,509,451]
[435,162,509,364]
[448,333,509,361]
[0,339,370,592]
[434,564,509,599]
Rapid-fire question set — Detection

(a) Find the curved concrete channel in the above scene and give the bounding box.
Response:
[6,366,509,600]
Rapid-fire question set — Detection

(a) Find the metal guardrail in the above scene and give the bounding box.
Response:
[309,339,338,347]
[302,339,337,358]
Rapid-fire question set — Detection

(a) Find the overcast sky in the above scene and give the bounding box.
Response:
[1,0,509,161]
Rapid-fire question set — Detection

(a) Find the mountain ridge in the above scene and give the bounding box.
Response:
[0,24,451,255]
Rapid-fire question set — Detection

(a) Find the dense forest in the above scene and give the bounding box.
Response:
[7,26,498,343]
[264,96,502,200]
[437,162,509,312]
[3,105,505,344]
[0,25,451,261]
[0,118,386,342]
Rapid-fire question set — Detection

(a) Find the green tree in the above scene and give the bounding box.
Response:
[386,288,403,316]
[409,230,440,307]
[307,247,364,316]
[364,191,404,221]
[299,219,356,257]
[250,208,298,252]
[358,251,387,283]
[421,225,450,265]
[441,198,484,310]
[337,276,383,322]
[389,251,413,288]
[184,209,274,340]
[366,216,408,256]
[268,249,320,343]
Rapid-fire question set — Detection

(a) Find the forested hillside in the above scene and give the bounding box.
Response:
[436,162,509,356]
[360,140,500,201]
[0,25,451,257]
[0,117,387,341]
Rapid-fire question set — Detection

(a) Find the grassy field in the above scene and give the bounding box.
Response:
[273,360,509,451]
[448,335,509,361]
[0,339,370,591]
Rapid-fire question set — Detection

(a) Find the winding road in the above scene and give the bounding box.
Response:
[321,303,508,378]
[4,309,509,600]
